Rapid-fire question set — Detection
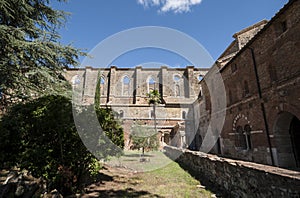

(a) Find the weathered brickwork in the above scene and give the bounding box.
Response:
[195,0,300,168]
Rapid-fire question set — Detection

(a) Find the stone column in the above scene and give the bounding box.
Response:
[108,66,117,103]
[83,67,98,104]
[161,66,168,100]
[187,66,195,98]
[135,66,142,103]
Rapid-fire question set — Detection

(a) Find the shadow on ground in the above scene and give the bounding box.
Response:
[124,153,153,158]
[87,187,163,198]
[82,166,163,198]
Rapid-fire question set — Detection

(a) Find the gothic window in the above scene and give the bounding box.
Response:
[198,85,203,98]
[100,76,105,84]
[198,75,203,81]
[174,75,181,82]
[122,76,130,96]
[71,75,81,85]
[148,76,156,92]
[100,76,105,95]
[119,110,124,118]
[174,74,181,97]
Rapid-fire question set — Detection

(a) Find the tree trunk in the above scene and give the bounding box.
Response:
[154,104,157,134]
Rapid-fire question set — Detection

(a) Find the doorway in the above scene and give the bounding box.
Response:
[274,112,300,168]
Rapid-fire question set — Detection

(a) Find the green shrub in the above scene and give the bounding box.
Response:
[0,95,124,195]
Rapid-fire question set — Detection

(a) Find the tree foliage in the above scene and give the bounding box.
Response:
[0,0,85,106]
[0,95,93,194]
[0,95,124,195]
[95,107,125,149]
[146,89,161,105]
[130,124,159,155]
[93,70,124,150]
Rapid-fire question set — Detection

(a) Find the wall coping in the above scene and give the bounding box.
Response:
[165,146,300,180]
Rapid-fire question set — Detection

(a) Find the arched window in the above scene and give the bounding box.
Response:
[148,76,156,92]
[119,110,124,118]
[174,75,181,82]
[198,75,203,81]
[100,76,105,95]
[235,125,251,150]
[122,76,130,96]
[100,76,105,84]
[71,75,81,85]
[198,85,202,98]
[174,74,181,97]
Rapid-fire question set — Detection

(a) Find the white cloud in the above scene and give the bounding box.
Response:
[137,0,202,13]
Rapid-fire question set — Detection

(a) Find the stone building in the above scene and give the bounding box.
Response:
[65,66,208,149]
[195,0,300,169]
[65,0,300,169]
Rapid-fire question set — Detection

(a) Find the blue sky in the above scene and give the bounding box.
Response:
[52,0,288,68]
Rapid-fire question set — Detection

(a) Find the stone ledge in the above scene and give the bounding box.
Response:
[164,146,300,198]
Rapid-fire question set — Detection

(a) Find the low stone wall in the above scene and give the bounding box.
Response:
[164,146,300,197]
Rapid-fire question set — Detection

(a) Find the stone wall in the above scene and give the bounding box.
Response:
[164,146,300,198]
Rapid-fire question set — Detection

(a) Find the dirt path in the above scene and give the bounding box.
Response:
[82,165,157,198]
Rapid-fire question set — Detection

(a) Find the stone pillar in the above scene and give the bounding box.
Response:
[135,66,142,103]
[161,66,168,100]
[108,66,117,103]
[187,66,195,98]
[180,131,186,148]
[83,67,98,104]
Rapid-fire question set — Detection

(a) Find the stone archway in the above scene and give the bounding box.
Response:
[273,112,300,168]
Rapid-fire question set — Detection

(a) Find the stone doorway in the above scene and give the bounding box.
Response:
[290,116,300,167]
[274,112,300,168]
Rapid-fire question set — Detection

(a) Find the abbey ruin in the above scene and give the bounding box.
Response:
[65,0,300,170]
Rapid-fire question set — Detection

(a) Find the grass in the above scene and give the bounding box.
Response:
[98,150,214,197]
[137,162,213,197]
[106,150,174,172]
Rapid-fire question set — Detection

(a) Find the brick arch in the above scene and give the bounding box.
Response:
[272,110,300,168]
